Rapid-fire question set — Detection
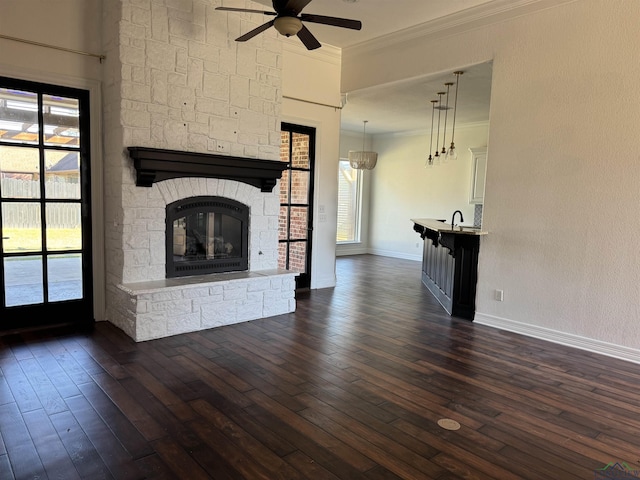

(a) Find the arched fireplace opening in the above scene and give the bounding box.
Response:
[166,196,249,278]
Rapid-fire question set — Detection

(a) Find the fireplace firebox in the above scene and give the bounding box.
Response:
[166,196,249,278]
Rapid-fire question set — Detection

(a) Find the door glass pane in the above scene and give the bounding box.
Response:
[2,202,42,253]
[45,150,80,199]
[48,253,82,301]
[4,256,43,306]
[0,88,39,145]
[291,133,310,168]
[278,242,287,269]
[46,203,82,251]
[289,206,308,240]
[279,131,290,162]
[290,170,309,204]
[43,94,80,147]
[288,241,307,273]
[279,169,289,204]
[0,146,41,198]
[278,206,288,240]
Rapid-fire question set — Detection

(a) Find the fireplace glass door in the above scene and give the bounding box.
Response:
[167,197,248,278]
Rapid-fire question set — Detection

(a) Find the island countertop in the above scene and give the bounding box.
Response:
[411,218,488,235]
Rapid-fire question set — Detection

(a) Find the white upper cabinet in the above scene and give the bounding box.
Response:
[469,147,487,204]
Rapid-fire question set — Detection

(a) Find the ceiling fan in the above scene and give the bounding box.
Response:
[216,0,362,50]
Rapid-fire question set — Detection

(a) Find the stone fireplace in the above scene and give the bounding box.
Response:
[101,0,291,342]
[107,148,296,342]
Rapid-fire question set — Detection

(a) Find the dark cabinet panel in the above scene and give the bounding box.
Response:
[415,225,480,320]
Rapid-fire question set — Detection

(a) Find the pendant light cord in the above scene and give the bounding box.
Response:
[429,102,435,153]
[435,92,444,156]
[362,121,367,152]
[441,83,452,153]
[450,72,463,146]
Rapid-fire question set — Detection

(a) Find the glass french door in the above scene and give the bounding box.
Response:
[0,77,93,331]
[279,123,315,290]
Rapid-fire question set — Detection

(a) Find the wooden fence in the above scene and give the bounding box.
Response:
[1,178,81,229]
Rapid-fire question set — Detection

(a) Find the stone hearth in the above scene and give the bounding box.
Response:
[113,269,296,342]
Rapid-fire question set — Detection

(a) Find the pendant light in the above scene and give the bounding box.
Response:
[425,100,437,168]
[348,120,378,170]
[446,71,464,161]
[440,82,454,163]
[433,91,445,165]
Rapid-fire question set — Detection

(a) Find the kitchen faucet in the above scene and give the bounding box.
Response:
[451,210,464,227]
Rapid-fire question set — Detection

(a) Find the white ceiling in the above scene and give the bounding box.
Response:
[340,62,493,135]
[240,0,495,134]
[248,0,495,49]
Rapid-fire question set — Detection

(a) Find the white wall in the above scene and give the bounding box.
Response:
[0,0,103,81]
[282,43,342,289]
[366,124,489,260]
[341,0,640,360]
[0,0,106,320]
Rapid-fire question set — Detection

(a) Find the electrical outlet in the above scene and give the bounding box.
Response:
[495,289,504,301]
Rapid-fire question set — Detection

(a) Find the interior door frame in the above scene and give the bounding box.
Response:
[0,76,94,331]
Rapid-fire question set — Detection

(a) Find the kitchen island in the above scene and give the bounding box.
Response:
[412,218,488,320]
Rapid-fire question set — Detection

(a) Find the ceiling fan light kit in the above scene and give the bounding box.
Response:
[274,16,302,36]
[216,0,362,50]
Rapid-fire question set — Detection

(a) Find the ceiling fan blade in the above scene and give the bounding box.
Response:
[300,14,362,30]
[236,20,275,42]
[216,7,276,16]
[296,24,321,50]
[273,0,313,15]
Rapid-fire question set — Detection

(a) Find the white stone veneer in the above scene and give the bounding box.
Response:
[109,175,297,342]
[111,269,297,342]
[101,0,290,341]
[120,176,281,282]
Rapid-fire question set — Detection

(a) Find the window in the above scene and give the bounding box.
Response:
[336,159,362,243]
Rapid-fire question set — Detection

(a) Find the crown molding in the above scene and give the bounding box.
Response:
[343,0,578,58]
[283,40,341,65]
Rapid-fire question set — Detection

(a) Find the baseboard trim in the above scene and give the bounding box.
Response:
[311,274,336,290]
[367,248,422,262]
[474,313,640,365]
[336,245,369,256]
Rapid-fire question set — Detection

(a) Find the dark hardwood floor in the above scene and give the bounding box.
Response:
[1,254,639,479]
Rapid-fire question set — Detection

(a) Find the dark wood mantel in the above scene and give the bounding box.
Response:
[128,147,288,192]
